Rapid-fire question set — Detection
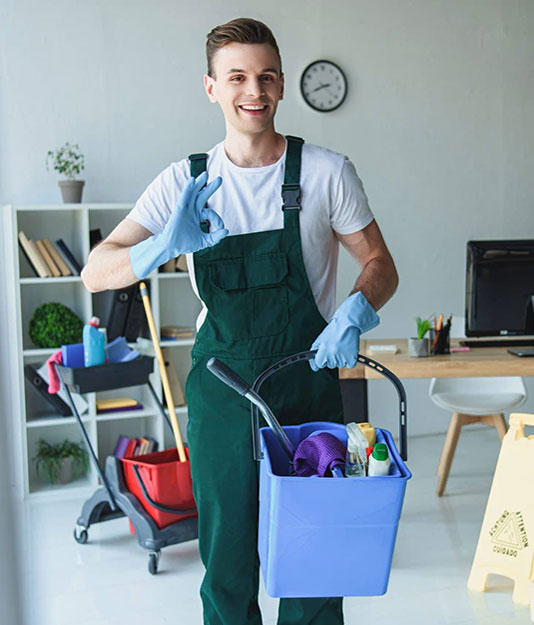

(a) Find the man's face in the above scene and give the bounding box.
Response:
[204,42,284,136]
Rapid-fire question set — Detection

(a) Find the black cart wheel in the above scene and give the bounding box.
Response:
[148,551,160,575]
[73,526,88,544]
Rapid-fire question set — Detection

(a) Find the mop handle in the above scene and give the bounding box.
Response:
[206,358,296,462]
[139,282,187,462]
[250,351,408,462]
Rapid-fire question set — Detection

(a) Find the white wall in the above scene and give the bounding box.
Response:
[1,0,533,445]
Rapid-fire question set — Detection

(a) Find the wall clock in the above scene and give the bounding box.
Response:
[300,60,348,112]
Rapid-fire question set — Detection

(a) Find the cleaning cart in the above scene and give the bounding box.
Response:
[55,356,198,576]
[207,350,411,598]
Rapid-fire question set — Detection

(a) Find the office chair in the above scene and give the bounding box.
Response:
[428,316,527,496]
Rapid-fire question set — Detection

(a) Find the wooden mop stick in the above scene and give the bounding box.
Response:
[139,281,187,462]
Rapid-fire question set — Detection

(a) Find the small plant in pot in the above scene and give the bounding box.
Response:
[46,142,85,203]
[408,317,432,357]
[29,302,83,348]
[34,438,89,485]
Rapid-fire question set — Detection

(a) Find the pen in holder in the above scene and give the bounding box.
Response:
[430,321,451,355]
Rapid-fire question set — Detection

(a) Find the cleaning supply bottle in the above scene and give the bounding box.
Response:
[345,423,367,477]
[368,442,391,476]
[358,422,377,446]
[83,316,105,367]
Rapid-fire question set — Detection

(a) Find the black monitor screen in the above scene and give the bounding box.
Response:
[466,240,534,337]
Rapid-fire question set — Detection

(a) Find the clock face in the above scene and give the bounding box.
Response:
[300,60,347,112]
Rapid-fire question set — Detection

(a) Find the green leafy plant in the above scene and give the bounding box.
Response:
[33,439,89,484]
[29,302,83,348]
[46,142,85,180]
[416,317,432,339]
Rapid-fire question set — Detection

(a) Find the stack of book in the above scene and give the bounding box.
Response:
[96,397,143,414]
[112,434,159,458]
[160,326,195,340]
[18,231,83,278]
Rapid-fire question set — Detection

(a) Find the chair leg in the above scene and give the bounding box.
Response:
[493,413,508,441]
[436,412,464,496]
[479,413,508,441]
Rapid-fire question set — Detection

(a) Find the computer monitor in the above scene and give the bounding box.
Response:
[466,240,534,337]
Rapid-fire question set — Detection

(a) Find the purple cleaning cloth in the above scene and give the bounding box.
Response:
[293,432,347,477]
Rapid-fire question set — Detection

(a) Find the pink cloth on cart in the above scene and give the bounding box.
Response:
[47,350,63,394]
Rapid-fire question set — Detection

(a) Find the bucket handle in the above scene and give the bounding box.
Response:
[249,351,407,462]
[131,465,197,515]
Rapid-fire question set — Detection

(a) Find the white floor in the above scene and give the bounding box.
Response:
[15,429,533,625]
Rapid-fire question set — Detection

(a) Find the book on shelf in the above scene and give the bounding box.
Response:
[55,238,83,274]
[161,348,186,406]
[136,437,150,455]
[113,435,131,458]
[145,436,158,453]
[42,238,72,276]
[24,365,72,417]
[161,326,195,340]
[124,438,137,457]
[36,240,61,277]
[18,231,50,278]
[96,397,143,413]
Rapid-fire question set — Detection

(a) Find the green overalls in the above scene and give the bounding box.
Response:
[185,136,345,625]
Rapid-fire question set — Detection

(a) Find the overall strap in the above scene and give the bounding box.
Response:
[189,153,209,231]
[189,153,207,177]
[282,135,304,228]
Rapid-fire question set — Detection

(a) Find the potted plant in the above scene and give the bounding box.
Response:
[29,302,84,348]
[46,142,85,203]
[33,438,89,485]
[408,317,432,357]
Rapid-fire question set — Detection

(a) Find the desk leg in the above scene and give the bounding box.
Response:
[340,379,368,424]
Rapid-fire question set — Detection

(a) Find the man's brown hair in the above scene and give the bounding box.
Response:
[206,18,282,78]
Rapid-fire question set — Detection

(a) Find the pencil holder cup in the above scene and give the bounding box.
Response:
[429,328,450,355]
[408,337,429,357]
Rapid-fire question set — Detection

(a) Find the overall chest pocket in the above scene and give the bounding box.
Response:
[208,252,289,340]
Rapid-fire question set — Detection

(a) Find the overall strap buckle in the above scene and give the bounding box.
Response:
[285,135,304,144]
[189,153,207,162]
[281,183,301,211]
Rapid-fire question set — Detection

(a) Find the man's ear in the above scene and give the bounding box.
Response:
[204,74,217,103]
[279,73,284,101]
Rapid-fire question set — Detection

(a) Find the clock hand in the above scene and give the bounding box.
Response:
[312,82,332,93]
[325,87,337,99]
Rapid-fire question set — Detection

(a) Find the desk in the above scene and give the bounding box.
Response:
[338,339,534,420]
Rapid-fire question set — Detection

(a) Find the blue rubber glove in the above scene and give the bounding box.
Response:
[310,291,380,371]
[130,172,227,279]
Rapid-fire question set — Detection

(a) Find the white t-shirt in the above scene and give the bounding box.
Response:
[128,140,374,327]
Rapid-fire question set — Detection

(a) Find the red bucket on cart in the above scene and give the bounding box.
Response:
[122,448,197,529]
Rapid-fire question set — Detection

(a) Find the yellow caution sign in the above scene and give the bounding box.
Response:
[468,413,534,605]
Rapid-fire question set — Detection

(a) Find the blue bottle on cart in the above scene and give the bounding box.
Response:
[83,316,105,367]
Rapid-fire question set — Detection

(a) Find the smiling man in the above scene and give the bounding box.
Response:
[82,17,398,625]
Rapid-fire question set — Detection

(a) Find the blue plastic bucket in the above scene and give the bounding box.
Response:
[205,351,411,598]
[258,421,412,598]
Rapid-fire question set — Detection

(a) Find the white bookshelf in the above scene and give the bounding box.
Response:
[2,203,200,500]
